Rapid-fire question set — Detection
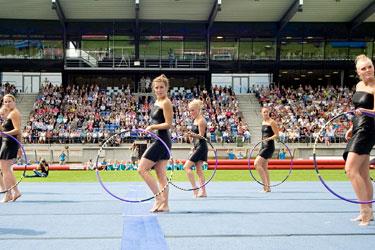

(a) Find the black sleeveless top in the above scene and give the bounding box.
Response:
[192,124,207,147]
[343,91,375,161]
[150,105,171,139]
[261,124,274,139]
[3,118,14,133]
[143,104,172,162]
[352,91,375,132]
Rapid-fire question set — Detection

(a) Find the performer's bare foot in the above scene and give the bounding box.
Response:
[155,203,169,213]
[359,208,373,226]
[352,210,374,222]
[12,192,22,202]
[351,214,363,222]
[193,189,198,198]
[197,190,207,198]
[263,187,271,192]
[150,197,164,212]
[1,193,12,203]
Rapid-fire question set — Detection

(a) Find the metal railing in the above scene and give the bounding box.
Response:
[65,50,208,70]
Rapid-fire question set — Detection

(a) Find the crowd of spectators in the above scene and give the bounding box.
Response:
[256,84,354,144]
[0,82,18,98]
[22,82,250,145]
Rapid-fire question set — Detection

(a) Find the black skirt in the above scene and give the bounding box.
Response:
[143,134,172,162]
[0,137,20,160]
[259,140,275,160]
[343,129,375,161]
[189,140,208,163]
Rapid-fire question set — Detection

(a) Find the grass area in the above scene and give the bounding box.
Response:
[15,169,374,183]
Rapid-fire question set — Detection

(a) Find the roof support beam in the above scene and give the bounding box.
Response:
[207,0,222,65]
[207,0,221,31]
[51,0,66,28]
[135,0,140,59]
[278,0,303,35]
[51,0,67,63]
[350,1,375,31]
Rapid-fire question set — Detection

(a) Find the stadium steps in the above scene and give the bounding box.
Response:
[16,93,38,129]
[237,94,262,143]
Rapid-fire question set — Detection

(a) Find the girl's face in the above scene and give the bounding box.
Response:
[3,96,15,110]
[189,105,200,119]
[261,108,270,119]
[356,59,375,83]
[153,81,167,98]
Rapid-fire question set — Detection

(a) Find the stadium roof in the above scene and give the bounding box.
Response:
[0,0,373,23]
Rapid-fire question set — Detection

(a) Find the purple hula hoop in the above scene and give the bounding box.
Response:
[0,131,28,194]
[248,140,293,187]
[95,128,173,203]
[313,111,374,204]
[168,137,218,191]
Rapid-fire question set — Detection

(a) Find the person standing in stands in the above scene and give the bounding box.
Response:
[59,146,69,165]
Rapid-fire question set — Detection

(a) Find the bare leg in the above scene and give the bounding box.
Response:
[184,160,198,197]
[0,160,20,202]
[0,172,5,191]
[137,157,162,212]
[345,153,373,225]
[354,157,374,223]
[154,160,169,212]
[195,161,207,197]
[255,156,268,192]
[262,160,271,192]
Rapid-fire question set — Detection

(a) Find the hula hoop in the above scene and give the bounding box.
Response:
[313,110,375,204]
[168,135,218,191]
[95,128,174,203]
[248,140,293,188]
[0,132,28,194]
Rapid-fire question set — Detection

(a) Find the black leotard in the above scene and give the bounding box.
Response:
[343,91,375,161]
[0,119,20,160]
[143,105,172,162]
[188,124,208,162]
[259,124,275,159]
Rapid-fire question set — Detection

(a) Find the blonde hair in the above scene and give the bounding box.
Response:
[152,74,169,90]
[355,54,373,67]
[3,94,16,102]
[189,99,204,111]
[261,106,270,112]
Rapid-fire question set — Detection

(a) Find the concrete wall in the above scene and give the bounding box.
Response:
[21,143,375,164]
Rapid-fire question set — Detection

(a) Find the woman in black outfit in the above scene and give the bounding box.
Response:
[138,74,173,213]
[344,54,375,226]
[184,99,208,198]
[0,94,22,202]
[254,107,279,192]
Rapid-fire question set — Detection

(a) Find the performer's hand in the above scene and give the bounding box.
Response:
[354,108,364,116]
[145,125,154,132]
